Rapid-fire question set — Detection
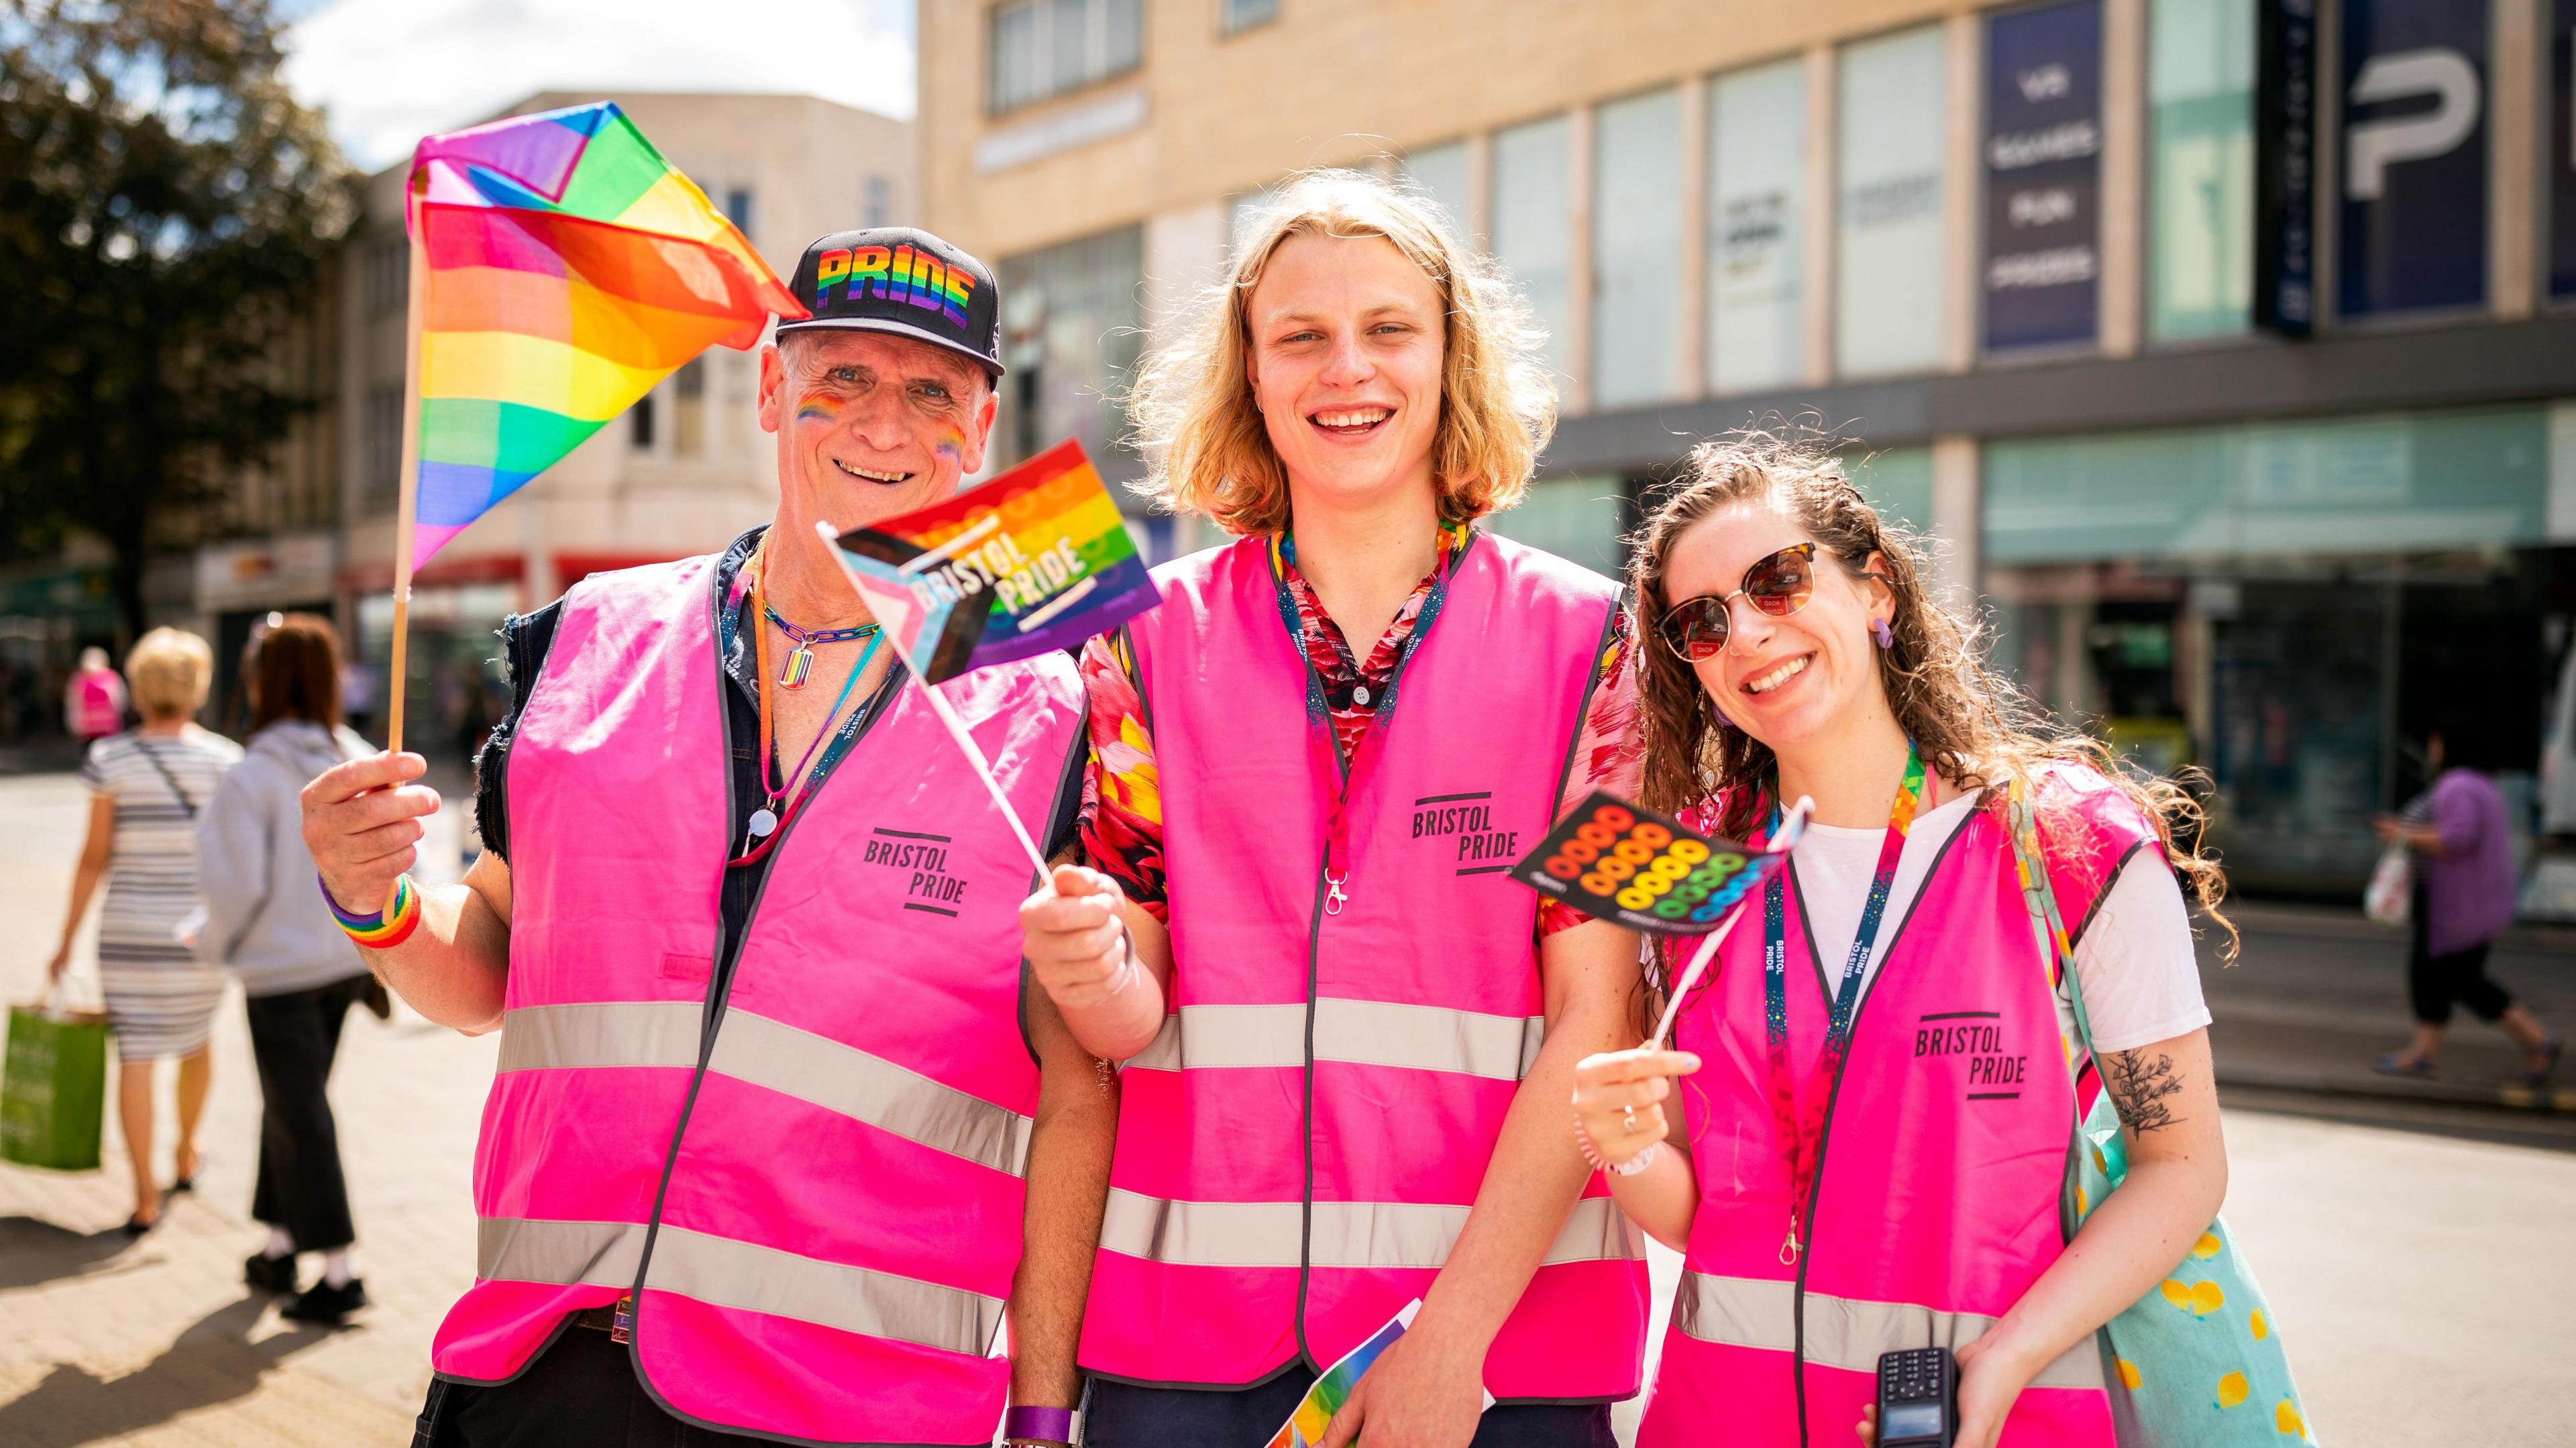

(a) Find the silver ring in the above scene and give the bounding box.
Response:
[1621,1103,1640,1133]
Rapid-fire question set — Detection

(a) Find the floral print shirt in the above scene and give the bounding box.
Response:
[1079,526,1642,937]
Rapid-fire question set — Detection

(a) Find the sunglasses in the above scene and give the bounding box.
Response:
[1655,543,1818,661]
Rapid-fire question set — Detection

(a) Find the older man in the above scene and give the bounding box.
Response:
[302,229,1110,1448]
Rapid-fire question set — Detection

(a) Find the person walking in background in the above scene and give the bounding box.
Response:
[47,628,241,1234]
[2376,717,2563,1084]
[65,645,127,742]
[195,614,376,1323]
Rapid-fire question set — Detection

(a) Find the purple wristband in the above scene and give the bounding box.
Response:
[1004,1405,1076,1443]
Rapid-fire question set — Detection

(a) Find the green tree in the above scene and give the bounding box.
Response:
[0,0,351,639]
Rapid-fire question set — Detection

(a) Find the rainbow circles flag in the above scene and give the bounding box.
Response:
[828,439,1161,684]
[405,102,805,569]
[1264,1300,1421,1448]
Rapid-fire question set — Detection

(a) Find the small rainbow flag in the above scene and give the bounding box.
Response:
[1266,1300,1423,1448]
[827,439,1161,684]
[405,102,805,568]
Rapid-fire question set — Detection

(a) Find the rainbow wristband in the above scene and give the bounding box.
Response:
[322,873,422,950]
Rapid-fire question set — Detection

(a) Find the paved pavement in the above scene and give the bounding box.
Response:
[4,764,2574,1447]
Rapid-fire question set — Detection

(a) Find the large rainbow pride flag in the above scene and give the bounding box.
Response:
[405,102,804,567]
[828,440,1160,684]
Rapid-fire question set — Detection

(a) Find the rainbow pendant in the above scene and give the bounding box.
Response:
[778,643,815,689]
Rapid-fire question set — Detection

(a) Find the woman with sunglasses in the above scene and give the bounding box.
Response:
[1570,435,2235,1448]
[1020,171,1650,1448]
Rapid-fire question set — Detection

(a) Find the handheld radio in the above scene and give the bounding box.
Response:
[1874,1347,1959,1447]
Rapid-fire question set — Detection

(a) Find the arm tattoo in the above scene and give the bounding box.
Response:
[2101,1050,2186,1133]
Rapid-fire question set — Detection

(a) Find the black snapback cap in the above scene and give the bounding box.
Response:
[777,227,1004,376]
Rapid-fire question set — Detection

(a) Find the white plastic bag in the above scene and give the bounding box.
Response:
[2364,842,2412,926]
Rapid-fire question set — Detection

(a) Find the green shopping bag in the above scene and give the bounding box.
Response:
[2,994,111,1171]
[2004,779,2318,1446]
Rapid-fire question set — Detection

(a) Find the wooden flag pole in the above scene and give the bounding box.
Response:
[384,188,429,758]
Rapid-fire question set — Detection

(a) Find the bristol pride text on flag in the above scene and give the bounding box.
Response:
[828,440,1160,684]
[407,102,802,568]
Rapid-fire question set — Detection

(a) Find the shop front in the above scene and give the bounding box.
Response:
[1984,402,2572,895]
[196,533,338,737]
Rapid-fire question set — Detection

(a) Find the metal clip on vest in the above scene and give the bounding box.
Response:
[1324,873,1348,915]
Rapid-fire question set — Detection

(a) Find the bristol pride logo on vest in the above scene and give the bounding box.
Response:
[826,440,1161,685]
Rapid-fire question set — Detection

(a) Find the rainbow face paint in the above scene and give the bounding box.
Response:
[932,425,966,469]
[795,393,845,428]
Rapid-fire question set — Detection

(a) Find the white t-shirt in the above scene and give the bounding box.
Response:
[1788,793,2211,1054]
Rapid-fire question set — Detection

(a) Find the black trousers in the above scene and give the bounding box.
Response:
[2408,885,2515,1027]
[1086,1374,1618,1448]
[414,1325,949,1447]
[244,974,364,1251]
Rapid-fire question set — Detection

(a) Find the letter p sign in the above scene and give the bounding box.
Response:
[2345,49,2481,201]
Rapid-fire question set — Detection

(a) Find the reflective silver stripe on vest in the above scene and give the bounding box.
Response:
[498,1000,700,1072]
[498,1001,1034,1176]
[475,1217,1002,1357]
[706,1012,1033,1176]
[1123,999,1546,1080]
[643,1224,1005,1358]
[1674,1271,2106,1390]
[1099,1189,1642,1271]
[478,1216,649,1289]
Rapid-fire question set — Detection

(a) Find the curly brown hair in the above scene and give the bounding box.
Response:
[1630,427,2235,963]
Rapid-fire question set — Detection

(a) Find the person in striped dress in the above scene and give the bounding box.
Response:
[48,628,241,1233]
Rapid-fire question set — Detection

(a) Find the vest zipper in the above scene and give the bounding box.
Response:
[1289,856,1331,1374]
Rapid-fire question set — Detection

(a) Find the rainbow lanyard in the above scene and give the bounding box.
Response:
[737,569,884,865]
[1265,526,1464,916]
[1762,739,1926,1266]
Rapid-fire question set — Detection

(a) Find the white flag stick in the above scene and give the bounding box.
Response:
[1646,795,1814,1052]
[912,673,1051,879]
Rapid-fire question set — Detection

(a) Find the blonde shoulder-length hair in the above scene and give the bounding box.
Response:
[1128,168,1557,536]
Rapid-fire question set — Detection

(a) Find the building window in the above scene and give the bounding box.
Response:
[1491,113,1574,387]
[996,225,1144,471]
[365,239,407,319]
[989,0,1143,114]
[1222,0,1278,34]
[1708,58,1807,394]
[865,175,894,227]
[1849,446,1933,537]
[2149,0,2255,339]
[1835,25,1949,378]
[362,386,403,516]
[1592,88,1683,409]
[673,359,706,457]
[629,391,656,451]
[724,188,754,237]
[1485,474,1629,577]
[1399,140,1474,244]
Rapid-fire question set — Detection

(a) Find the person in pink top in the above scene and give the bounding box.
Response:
[65,646,126,740]
[1021,170,1648,1447]
[1572,433,2238,1448]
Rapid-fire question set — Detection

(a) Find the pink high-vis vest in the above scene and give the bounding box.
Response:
[1640,769,2154,1448]
[1081,531,1651,1401]
[429,553,1085,1447]
[69,669,121,738]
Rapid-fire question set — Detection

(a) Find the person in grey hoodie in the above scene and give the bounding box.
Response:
[196,613,376,1323]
